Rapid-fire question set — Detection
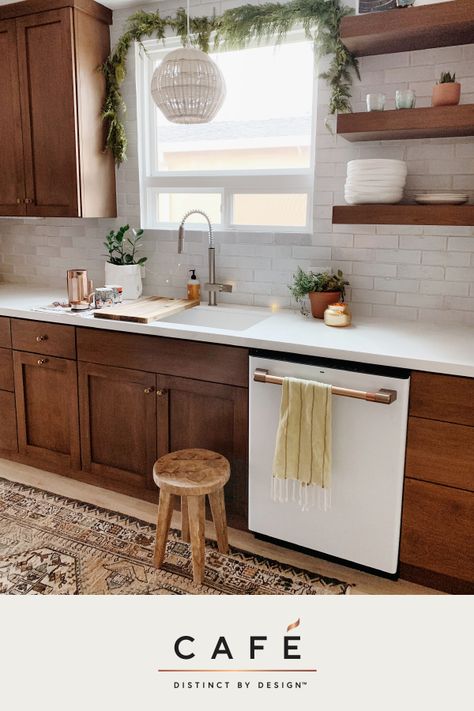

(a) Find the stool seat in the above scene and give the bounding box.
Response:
[153,448,230,497]
[152,448,230,586]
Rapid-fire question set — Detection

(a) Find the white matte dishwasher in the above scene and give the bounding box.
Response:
[249,351,410,575]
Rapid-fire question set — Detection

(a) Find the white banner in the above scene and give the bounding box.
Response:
[0,595,471,710]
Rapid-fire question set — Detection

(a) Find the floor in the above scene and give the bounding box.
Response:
[0,458,441,595]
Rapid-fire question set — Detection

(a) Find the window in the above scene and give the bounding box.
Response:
[136,33,316,232]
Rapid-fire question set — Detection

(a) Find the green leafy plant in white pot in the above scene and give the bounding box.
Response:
[104,225,147,300]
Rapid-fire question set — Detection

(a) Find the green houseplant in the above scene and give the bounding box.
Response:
[289,267,349,318]
[432,71,461,107]
[104,225,147,300]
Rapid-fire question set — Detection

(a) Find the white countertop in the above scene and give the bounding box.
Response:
[0,285,473,377]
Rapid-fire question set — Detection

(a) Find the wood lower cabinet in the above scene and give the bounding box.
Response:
[0,391,18,454]
[13,351,80,470]
[156,375,249,528]
[400,370,474,593]
[400,479,474,593]
[78,362,157,490]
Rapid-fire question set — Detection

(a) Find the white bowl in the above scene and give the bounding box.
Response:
[345,193,403,204]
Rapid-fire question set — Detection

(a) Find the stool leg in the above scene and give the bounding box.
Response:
[209,488,229,555]
[187,495,205,586]
[181,497,190,542]
[153,491,174,568]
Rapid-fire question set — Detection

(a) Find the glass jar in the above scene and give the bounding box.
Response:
[396,89,416,109]
[366,93,385,112]
[324,302,352,328]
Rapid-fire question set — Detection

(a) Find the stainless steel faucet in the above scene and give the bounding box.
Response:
[178,210,232,306]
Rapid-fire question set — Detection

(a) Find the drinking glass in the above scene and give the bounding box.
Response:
[366,93,385,111]
[396,89,416,109]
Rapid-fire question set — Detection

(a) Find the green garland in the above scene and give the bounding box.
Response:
[100,0,359,164]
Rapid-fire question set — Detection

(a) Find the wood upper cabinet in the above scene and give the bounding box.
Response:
[0,0,116,217]
[156,375,249,528]
[13,351,80,470]
[0,20,25,216]
[78,362,157,489]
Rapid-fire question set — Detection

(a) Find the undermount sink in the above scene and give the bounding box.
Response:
[160,306,270,331]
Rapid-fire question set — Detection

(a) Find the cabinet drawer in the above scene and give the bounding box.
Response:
[0,347,14,391]
[400,478,474,584]
[11,319,76,359]
[0,317,11,348]
[0,391,17,453]
[409,371,474,426]
[76,328,249,387]
[406,417,474,492]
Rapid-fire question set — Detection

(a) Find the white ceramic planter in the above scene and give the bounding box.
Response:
[104,263,142,300]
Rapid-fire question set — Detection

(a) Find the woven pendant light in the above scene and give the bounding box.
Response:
[151,1,226,124]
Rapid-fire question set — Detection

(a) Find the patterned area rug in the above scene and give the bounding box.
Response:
[0,478,351,595]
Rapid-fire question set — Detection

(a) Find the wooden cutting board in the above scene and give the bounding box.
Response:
[93,296,200,324]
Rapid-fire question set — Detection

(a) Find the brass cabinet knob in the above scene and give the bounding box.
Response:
[24,198,34,204]
[36,335,48,342]
[16,198,22,205]
[37,358,48,365]
[144,386,154,394]
[156,388,167,397]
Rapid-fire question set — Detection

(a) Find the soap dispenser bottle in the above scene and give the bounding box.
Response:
[187,269,201,301]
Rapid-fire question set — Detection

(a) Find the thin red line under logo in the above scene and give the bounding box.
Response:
[158,669,317,673]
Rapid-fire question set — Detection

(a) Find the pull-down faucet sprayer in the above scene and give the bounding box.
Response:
[177,210,232,306]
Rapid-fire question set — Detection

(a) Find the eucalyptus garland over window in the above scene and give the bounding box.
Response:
[100,0,358,164]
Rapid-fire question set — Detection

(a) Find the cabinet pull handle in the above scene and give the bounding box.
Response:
[37,358,48,365]
[16,198,22,205]
[36,335,48,342]
[156,388,167,397]
[144,386,155,394]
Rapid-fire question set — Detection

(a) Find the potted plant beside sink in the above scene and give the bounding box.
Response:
[289,267,349,319]
[104,224,148,300]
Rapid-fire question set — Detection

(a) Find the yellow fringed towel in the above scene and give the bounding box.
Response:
[272,377,332,510]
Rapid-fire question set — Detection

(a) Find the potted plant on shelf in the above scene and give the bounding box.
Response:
[432,72,461,107]
[104,224,148,300]
[289,268,349,319]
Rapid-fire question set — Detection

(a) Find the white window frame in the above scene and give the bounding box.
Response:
[136,30,317,233]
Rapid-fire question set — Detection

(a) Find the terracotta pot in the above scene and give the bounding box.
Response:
[431,82,461,107]
[308,291,341,319]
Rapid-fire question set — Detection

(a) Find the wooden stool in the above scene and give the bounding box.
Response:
[153,448,230,585]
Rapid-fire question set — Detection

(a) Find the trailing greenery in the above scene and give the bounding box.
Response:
[104,224,148,266]
[438,71,456,83]
[289,267,349,301]
[100,0,358,164]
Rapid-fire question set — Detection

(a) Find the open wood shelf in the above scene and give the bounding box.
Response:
[337,105,474,142]
[332,204,474,226]
[340,0,474,56]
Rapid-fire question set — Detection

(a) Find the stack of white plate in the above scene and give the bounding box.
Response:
[345,159,407,205]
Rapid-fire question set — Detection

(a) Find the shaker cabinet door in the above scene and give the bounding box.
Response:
[16,8,80,217]
[78,362,157,489]
[13,351,80,470]
[0,19,25,216]
[0,391,18,455]
[156,375,248,528]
